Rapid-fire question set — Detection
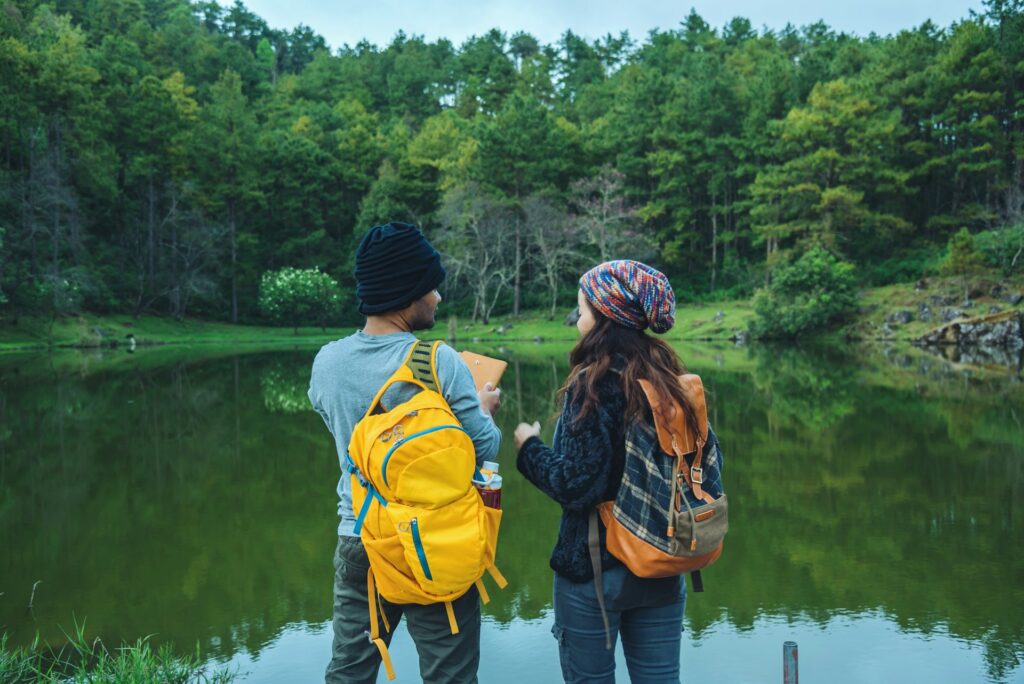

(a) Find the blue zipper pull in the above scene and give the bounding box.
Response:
[410,518,433,581]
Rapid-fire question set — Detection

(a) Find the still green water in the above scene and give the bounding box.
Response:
[0,342,1022,683]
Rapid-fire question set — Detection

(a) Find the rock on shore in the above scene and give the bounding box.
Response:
[915,310,1023,367]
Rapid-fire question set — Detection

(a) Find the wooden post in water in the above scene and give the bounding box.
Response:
[783,641,798,684]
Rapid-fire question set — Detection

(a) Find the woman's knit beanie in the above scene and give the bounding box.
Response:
[354,222,446,315]
[579,260,676,334]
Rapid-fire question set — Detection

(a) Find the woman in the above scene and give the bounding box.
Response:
[514,260,723,684]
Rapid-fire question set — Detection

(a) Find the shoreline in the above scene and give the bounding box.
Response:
[1,277,1021,354]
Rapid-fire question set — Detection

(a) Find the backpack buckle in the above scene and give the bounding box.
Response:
[380,425,406,443]
[690,466,703,485]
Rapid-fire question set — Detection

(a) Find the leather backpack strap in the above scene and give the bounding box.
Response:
[677,374,709,501]
[638,375,712,503]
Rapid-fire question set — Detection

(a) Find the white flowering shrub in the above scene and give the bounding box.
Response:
[258,267,344,331]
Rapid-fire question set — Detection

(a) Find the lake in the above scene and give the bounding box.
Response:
[1,341,1022,683]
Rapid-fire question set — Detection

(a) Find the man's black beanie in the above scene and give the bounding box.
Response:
[354,222,446,315]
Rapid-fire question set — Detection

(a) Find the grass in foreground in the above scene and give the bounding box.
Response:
[0,628,236,684]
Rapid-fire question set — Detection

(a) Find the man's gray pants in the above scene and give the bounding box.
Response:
[325,535,481,684]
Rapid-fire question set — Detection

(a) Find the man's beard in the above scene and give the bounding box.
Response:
[410,306,436,331]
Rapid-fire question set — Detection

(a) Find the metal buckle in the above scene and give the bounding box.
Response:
[364,630,375,644]
[690,466,703,485]
[379,425,406,443]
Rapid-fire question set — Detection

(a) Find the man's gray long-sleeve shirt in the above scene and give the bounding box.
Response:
[309,331,501,537]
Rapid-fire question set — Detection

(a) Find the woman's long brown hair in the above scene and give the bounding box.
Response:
[557,306,700,437]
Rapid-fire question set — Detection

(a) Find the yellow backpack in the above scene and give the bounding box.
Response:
[346,339,506,680]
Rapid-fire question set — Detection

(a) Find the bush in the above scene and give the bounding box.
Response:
[939,227,986,301]
[258,267,345,332]
[974,223,1024,277]
[751,247,858,339]
[861,245,944,285]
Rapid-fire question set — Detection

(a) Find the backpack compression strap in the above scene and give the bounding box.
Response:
[367,568,396,680]
[588,509,613,650]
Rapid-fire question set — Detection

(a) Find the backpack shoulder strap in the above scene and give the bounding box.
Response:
[637,374,708,456]
[638,374,712,502]
[361,340,440,420]
[405,339,442,393]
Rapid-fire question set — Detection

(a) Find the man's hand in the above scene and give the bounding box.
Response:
[514,421,541,450]
[478,382,501,417]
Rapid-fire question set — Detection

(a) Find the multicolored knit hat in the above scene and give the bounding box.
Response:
[579,260,676,334]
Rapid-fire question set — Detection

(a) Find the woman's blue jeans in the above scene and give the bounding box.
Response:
[552,565,686,684]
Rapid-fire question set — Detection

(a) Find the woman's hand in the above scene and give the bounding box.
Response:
[514,421,542,451]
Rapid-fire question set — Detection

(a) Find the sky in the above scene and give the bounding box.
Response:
[221,0,985,49]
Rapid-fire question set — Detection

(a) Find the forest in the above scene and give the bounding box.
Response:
[0,0,1021,325]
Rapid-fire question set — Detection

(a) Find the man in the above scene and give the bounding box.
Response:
[309,222,501,684]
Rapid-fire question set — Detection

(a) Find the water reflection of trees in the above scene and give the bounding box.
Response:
[699,350,1024,680]
[489,345,1023,678]
[484,358,564,623]
[259,359,312,413]
[745,344,858,432]
[1,348,1021,677]
[0,353,336,659]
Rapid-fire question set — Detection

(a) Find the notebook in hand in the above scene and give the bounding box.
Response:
[459,351,508,391]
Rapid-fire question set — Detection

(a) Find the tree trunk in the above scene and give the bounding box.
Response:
[24,126,37,273]
[548,268,558,320]
[474,279,485,323]
[170,197,180,319]
[485,282,504,323]
[513,217,521,316]
[229,198,238,323]
[50,117,62,285]
[710,196,718,293]
[1010,156,1023,222]
[147,175,156,295]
